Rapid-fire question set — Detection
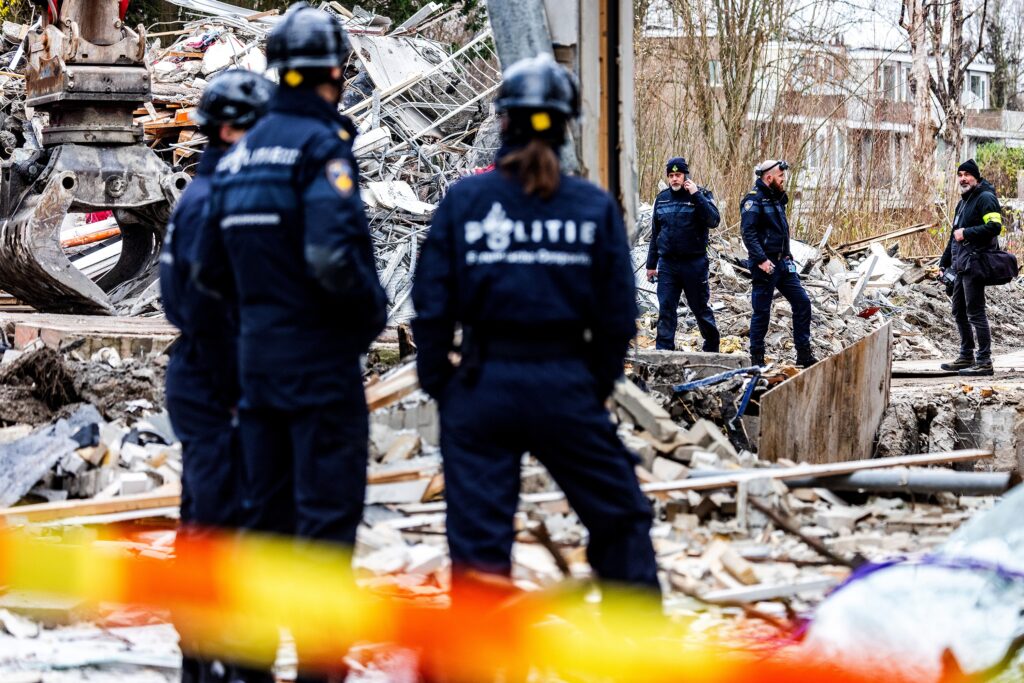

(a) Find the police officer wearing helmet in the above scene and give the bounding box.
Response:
[413,53,660,606]
[645,156,721,351]
[161,67,272,683]
[193,4,386,679]
[741,159,817,368]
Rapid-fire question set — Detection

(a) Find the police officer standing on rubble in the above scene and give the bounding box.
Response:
[194,4,386,680]
[412,53,660,608]
[741,159,817,368]
[645,156,721,351]
[939,159,1004,377]
[159,68,272,683]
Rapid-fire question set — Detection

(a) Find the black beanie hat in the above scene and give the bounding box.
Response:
[957,159,981,180]
[666,157,689,175]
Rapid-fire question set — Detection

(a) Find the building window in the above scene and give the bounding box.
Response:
[708,59,722,86]
[969,73,987,108]
[879,62,910,102]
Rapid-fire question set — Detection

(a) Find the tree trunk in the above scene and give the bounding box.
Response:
[907,0,936,215]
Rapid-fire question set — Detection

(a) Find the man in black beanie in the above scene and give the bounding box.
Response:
[938,159,1004,376]
[646,157,722,351]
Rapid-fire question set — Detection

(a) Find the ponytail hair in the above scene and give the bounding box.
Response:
[498,108,566,200]
[499,138,561,200]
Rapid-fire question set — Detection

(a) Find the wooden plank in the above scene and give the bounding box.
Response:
[701,577,838,603]
[245,8,280,21]
[758,324,892,464]
[365,363,419,411]
[835,223,932,253]
[0,488,181,525]
[520,448,992,503]
[149,29,194,38]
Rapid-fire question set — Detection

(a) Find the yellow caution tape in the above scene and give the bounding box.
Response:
[0,527,913,682]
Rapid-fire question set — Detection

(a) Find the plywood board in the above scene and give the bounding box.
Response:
[758,324,892,463]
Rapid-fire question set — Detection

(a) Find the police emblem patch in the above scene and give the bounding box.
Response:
[338,129,351,142]
[326,159,354,197]
[743,199,754,211]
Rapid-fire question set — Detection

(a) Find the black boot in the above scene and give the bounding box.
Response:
[959,362,994,377]
[750,350,765,367]
[796,347,818,368]
[940,356,974,371]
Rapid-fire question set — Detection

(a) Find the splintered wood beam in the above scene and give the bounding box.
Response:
[0,487,181,525]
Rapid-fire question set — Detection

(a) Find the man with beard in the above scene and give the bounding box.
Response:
[939,159,1004,377]
[741,159,816,368]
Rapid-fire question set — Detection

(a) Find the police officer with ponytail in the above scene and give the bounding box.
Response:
[412,54,660,600]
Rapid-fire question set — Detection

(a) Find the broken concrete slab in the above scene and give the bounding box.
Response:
[1,312,177,358]
[612,378,679,442]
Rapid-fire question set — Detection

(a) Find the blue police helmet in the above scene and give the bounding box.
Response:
[194,69,274,131]
[267,2,352,72]
[494,53,580,119]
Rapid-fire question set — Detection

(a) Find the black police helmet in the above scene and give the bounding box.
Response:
[267,2,352,72]
[194,69,274,132]
[494,53,579,118]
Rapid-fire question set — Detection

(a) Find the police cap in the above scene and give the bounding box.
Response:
[666,157,689,175]
[755,159,790,177]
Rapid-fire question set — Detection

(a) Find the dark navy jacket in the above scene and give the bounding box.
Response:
[194,87,387,409]
[645,186,720,268]
[740,178,792,266]
[159,146,238,406]
[411,149,638,398]
[940,179,1003,274]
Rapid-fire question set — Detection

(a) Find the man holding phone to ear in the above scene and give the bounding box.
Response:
[645,156,721,352]
[741,159,817,369]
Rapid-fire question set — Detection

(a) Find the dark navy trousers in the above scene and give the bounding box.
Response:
[166,358,242,683]
[237,397,368,544]
[748,258,812,353]
[166,360,241,530]
[235,393,368,683]
[439,358,660,591]
[655,255,720,352]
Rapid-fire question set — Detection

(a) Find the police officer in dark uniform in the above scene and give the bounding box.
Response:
[645,157,721,351]
[160,68,272,683]
[194,5,386,680]
[939,159,1004,377]
[741,159,817,368]
[412,54,660,603]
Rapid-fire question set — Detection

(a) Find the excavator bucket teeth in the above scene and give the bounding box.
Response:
[0,0,189,315]
[0,172,115,314]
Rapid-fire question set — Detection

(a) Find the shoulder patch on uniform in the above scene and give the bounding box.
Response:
[742,199,755,211]
[338,129,351,142]
[326,159,355,197]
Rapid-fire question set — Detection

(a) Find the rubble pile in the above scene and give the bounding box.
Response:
[0,22,29,160]
[0,344,174,510]
[357,369,1005,648]
[141,4,501,322]
[634,215,1024,363]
